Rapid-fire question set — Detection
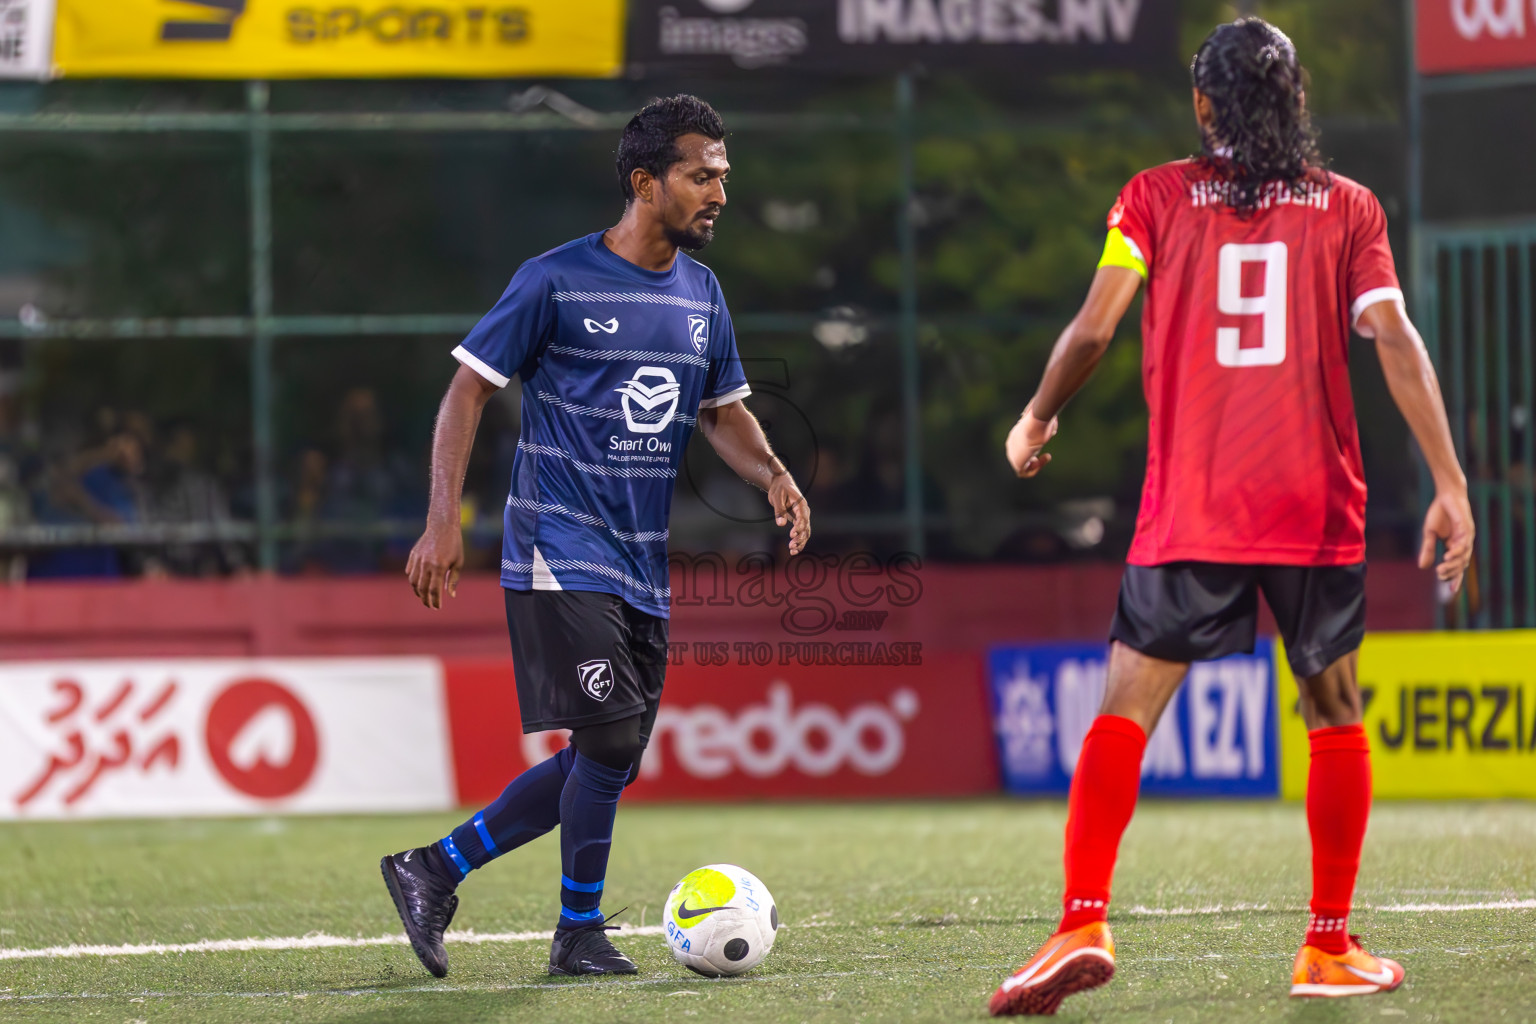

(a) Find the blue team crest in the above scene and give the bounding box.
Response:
[688,315,709,354]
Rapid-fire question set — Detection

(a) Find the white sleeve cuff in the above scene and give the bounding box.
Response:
[1350,286,1405,330]
[698,384,752,409]
[452,345,510,388]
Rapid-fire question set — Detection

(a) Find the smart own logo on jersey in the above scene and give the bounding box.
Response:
[615,366,681,434]
[688,315,709,354]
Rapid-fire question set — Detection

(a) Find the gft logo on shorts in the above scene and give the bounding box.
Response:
[614,366,681,434]
[577,660,615,702]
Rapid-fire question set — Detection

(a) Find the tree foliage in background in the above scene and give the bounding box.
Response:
[0,0,1410,560]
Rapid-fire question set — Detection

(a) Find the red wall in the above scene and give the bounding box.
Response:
[0,562,1434,660]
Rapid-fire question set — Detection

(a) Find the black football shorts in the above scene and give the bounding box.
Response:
[1108,562,1366,678]
[505,588,669,734]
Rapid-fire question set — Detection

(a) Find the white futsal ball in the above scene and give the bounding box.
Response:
[663,863,779,976]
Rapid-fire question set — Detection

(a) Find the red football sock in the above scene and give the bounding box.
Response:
[1304,724,1372,955]
[1059,714,1147,933]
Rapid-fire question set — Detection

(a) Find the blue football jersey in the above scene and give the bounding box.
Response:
[452,232,751,618]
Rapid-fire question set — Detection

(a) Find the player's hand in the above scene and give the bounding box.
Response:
[1006,405,1059,478]
[769,473,811,556]
[406,517,464,610]
[1419,488,1475,595]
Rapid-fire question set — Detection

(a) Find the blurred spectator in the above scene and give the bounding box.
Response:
[285,386,422,574]
[146,421,248,577]
[28,426,146,578]
[60,430,146,525]
[460,385,522,571]
[811,414,940,559]
[0,448,28,581]
[324,387,401,519]
[285,447,330,574]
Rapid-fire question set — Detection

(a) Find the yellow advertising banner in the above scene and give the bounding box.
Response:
[1278,631,1536,799]
[53,0,624,78]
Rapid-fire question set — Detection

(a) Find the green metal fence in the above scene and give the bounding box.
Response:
[1417,219,1536,629]
[0,72,1451,596]
[0,79,941,569]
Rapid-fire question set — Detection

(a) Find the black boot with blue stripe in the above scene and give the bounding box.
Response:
[380,841,462,978]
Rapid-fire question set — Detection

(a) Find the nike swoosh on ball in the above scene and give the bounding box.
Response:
[676,901,730,920]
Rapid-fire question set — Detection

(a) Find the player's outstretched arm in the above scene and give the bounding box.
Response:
[1006,265,1142,478]
[407,364,500,609]
[698,399,811,556]
[1359,299,1475,593]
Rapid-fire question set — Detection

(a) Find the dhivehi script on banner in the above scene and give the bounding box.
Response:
[0,658,455,818]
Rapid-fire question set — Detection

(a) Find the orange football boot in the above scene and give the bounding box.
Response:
[988,921,1115,1017]
[1290,935,1405,998]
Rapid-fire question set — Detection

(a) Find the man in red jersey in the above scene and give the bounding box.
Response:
[987,18,1474,1017]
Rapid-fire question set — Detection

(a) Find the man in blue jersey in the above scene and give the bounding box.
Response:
[380,96,811,979]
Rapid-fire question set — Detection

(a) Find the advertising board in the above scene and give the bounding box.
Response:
[988,640,1279,797]
[1278,631,1536,799]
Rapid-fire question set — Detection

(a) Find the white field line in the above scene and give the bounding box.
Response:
[1121,899,1536,917]
[2,899,1532,964]
[13,946,1536,1005]
[1372,899,1536,913]
[0,970,867,1003]
[0,925,665,962]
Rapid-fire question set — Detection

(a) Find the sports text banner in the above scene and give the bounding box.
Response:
[627,0,1179,76]
[1279,632,1536,799]
[988,641,1280,797]
[53,0,624,78]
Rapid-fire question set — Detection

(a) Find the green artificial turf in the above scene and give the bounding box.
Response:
[2,801,1534,1022]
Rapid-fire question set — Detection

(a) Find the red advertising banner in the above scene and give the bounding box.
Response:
[0,658,454,819]
[1417,0,1536,74]
[444,652,999,803]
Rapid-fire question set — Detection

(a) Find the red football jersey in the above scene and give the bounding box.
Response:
[1109,160,1402,566]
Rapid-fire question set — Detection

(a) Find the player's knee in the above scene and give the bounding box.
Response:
[570,715,646,774]
[1309,688,1362,728]
[1301,674,1363,728]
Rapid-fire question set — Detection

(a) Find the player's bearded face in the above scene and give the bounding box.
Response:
[661,185,717,251]
[659,138,728,252]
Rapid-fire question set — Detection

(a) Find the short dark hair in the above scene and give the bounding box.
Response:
[615,95,726,202]
[1191,18,1323,214]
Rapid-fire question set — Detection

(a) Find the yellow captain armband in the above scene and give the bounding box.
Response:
[1099,227,1148,279]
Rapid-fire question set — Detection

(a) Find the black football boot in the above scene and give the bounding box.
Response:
[380,847,460,978]
[548,914,638,977]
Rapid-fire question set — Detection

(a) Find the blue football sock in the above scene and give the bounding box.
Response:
[557,752,630,929]
[440,746,575,878]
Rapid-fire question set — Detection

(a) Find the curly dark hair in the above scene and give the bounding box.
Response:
[615,95,727,202]
[1190,18,1324,214]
